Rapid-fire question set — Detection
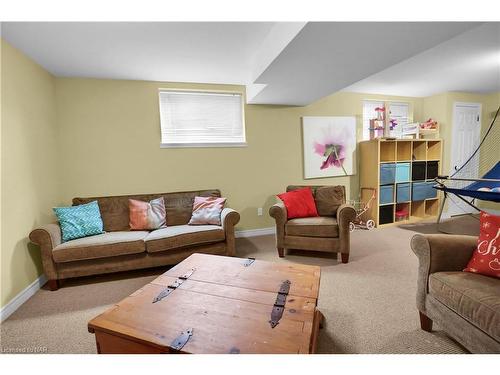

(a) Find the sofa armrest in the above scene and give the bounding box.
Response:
[29,223,62,250]
[336,204,356,254]
[410,234,477,311]
[221,208,240,230]
[269,202,287,248]
[269,202,287,224]
[336,204,356,228]
[220,208,240,257]
[29,223,62,280]
[411,234,477,274]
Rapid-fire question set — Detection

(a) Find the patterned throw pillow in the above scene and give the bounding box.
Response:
[188,196,226,225]
[129,197,166,230]
[464,211,500,279]
[53,201,104,242]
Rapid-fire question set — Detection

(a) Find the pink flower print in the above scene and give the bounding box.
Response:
[315,143,346,170]
[312,123,353,175]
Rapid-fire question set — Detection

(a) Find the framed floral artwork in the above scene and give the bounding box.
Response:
[302,116,357,179]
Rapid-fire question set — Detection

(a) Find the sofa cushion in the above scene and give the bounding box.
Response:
[52,231,149,263]
[286,217,339,238]
[314,186,346,217]
[429,271,500,341]
[73,189,222,231]
[145,225,225,253]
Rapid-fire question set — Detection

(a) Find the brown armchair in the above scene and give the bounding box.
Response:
[269,185,356,263]
[410,234,500,353]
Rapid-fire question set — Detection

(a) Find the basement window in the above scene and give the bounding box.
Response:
[159,89,246,148]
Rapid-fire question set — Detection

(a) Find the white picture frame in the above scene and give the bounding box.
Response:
[302,116,357,179]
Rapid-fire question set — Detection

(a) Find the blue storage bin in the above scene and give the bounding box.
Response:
[379,185,394,205]
[395,163,410,182]
[425,181,437,199]
[412,182,427,201]
[380,163,396,185]
[396,183,411,203]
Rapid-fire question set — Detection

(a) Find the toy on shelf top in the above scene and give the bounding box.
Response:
[375,107,385,120]
[369,107,385,140]
[418,118,439,138]
[420,118,438,130]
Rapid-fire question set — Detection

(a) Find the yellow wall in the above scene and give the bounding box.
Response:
[422,93,449,170]
[55,78,423,230]
[1,40,60,307]
[2,50,422,309]
[1,39,497,310]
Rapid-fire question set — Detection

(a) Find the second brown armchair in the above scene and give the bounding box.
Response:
[269,185,356,263]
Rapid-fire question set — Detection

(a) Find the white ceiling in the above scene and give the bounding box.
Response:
[249,22,486,105]
[343,22,500,97]
[0,22,277,84]
[1,22,498,105]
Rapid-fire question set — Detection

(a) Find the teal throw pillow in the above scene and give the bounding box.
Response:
[53,201,104,242]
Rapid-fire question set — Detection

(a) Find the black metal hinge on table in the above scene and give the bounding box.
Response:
[269,280,291,328]
[242,257,255,267]
[170,328,193,351]
[152,268,195,303]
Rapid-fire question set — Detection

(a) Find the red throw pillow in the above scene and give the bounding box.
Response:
[277,188,319,219]
[464,211,500,279]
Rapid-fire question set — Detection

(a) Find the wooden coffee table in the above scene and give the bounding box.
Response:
[88,253,322,354]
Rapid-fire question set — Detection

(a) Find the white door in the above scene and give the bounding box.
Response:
[449,102,482,216]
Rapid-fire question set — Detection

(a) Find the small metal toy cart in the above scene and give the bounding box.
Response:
[348,188,376,232]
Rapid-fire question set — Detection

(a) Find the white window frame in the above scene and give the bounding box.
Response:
[362,99,412,140]
[158,88,247,148]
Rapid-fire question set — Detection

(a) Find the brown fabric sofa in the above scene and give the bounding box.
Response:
[269,185,356,263]
[411,234,500,353]
[29,189,240,291]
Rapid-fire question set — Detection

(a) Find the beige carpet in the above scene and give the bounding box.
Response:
[399,214,480,237]
[0,226,468,354]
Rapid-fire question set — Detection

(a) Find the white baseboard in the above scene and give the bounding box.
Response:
[235,227,275,238]
[1,274,47,323]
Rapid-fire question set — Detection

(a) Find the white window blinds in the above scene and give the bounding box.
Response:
[159,90,246,147]
[389,102,410,129]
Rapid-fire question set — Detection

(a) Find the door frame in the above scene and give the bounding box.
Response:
[449,101,482,216]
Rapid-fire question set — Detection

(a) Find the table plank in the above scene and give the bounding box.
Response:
[164,253,321,299]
